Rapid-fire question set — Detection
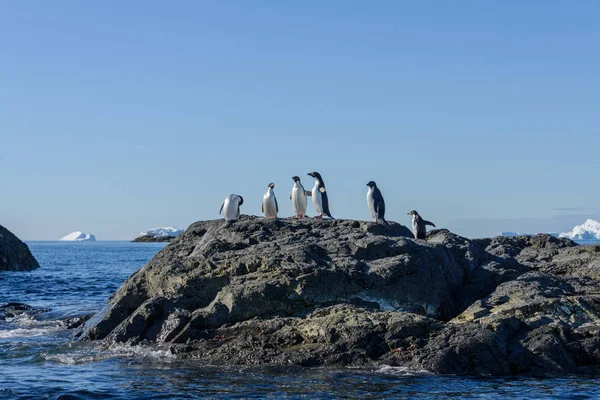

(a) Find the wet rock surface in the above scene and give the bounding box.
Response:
[80,217,600,375]
[0,302,48,320]
[0,225,40,272]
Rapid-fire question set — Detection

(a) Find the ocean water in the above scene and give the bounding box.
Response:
[2,241,600,399]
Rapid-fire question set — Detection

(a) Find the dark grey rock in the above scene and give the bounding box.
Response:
[454,271,600,374]
[0,302,48,320]
[0,225,39,272]
[79,219,600,375]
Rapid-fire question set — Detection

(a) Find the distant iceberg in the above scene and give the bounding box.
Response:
[59,231,96,241]
[496,232,522,237]
[495,232,559,238]
[138,227,183,238]
[559,219,600,240]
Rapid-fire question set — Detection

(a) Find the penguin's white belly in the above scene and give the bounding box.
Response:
[223,199,240,221]
[312,185,323,215]
[367,190,377,219]
[263,193,277,218]
[292,188,307,216]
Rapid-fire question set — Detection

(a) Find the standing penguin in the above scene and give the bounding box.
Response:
[290,176,309,218]
[307,172,333,219]
[219,194,244,222]
[366,181,386,222]
[262,183,278,219]
[407,210,436,240]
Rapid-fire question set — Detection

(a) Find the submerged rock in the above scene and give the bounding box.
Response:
[0,225,40,272]
[0,302,48,319]
[80,217,600,375]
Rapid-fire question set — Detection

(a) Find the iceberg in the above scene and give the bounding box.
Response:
[59,231,96,241]
[496,232,522,237]
[138,227,183,238]
[559,219,600,241]
[496,232,559,238]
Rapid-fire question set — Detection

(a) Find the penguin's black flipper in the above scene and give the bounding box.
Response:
[425,220,436,227]
[219,202,224,215]
[321,192,334,219]
[275,196,279,213]
[373,188,385,221]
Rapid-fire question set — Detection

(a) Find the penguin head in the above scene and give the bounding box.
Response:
[292,176,300,183]
[268,182,275,189]
[236,195,244,206]
[307,171,321,179]
[407,210,418,216]
[366,181,377,188]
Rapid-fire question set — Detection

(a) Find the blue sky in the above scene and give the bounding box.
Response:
[1,1,599,240]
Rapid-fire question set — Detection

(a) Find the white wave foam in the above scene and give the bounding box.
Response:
[0,315,63,339]
[376,365,431,376]
[0,328,57,339]
[41,352,104,365]
[106,343,176,360]
[41,343,176,365]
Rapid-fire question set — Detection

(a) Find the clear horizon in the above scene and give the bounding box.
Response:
[2,2,599,240]
[13,214,600,242]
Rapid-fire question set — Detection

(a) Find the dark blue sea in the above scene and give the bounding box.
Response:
[2,241,600,399]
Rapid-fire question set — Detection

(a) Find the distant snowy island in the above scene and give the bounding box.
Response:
[560,219,600,241]
[496,232,559,238]
[59,231,96,241]
[495,219,600,244]
[132,227,184,242]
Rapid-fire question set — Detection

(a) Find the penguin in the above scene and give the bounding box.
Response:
[262,182,278,219]
[307,172,333,219]
[407,210,436,240]
[366,181,386,222]
[219,194,244,222]
[290,176,309,218]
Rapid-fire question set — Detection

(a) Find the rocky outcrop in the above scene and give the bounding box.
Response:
[0,225,40,272]
[79,216,600,375]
